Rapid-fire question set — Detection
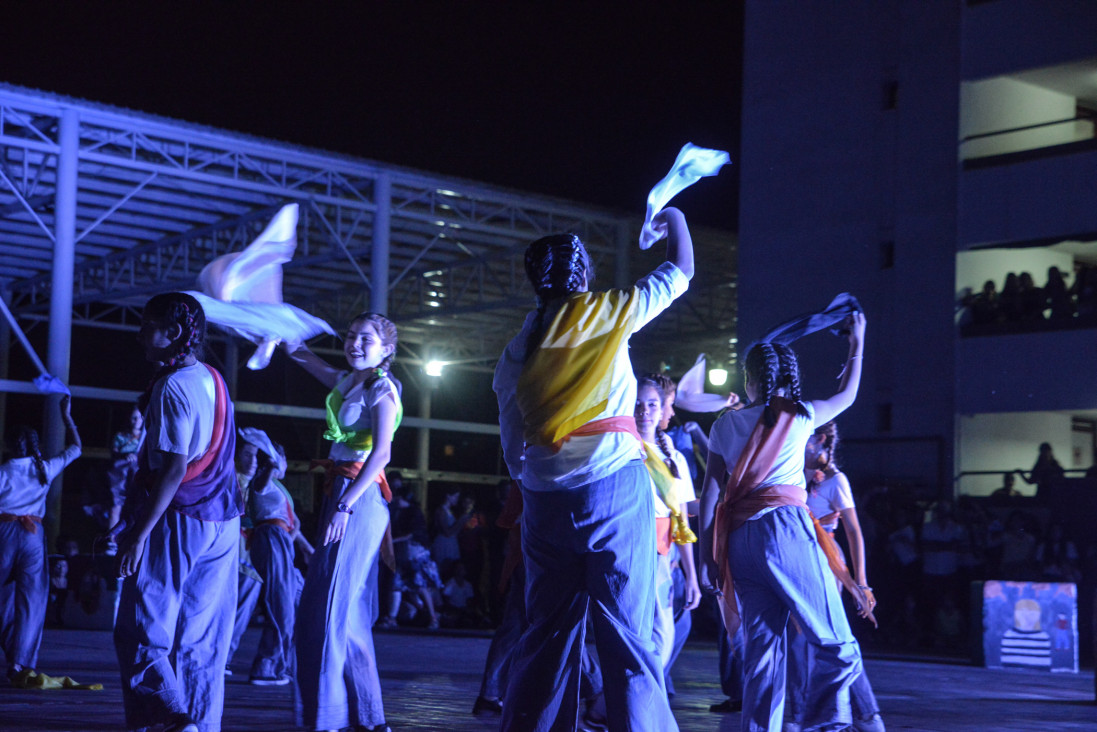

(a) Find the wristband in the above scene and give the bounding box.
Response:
[336,502,354,515]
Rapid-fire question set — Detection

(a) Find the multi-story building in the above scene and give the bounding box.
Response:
[737,1,1097,501]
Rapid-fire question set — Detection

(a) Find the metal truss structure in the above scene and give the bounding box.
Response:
[0,81,737,392]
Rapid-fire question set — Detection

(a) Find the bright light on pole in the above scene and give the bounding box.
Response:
[425,360,444,377]
[708,367,728,386]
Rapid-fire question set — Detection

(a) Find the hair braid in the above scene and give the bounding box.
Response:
[814,421,840,472]
[655,427,681,479]
[9,426,48,485]
[775,344,803,403]
[523,233,594,361]
[139,293,207,410]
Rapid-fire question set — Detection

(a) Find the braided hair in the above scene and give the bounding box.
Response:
[139,292,207,409]
[8,426,48,485]
[637,374,681,479]
[743,342,805,427]
[522,233,595,362]
[813,421,840,472]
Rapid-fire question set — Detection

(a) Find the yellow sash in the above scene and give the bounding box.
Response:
[642,441,698,548]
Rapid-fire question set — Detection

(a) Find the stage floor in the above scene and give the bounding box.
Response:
[3,627,1093,731]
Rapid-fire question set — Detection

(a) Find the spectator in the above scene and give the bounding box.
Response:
[380,482,441,629]
[1018,271,1045,321]
[989,472,1022,500]
[919,501,967,644]
[1017,442,1065,499]
[431,490,473,579]
[967,280,1002,326]
[1044,266,1073,321]
[999,272,1023,322]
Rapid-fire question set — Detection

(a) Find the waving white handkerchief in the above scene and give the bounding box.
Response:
[674,353,733,413]
[640,143,731,250]
[191,203,335,369]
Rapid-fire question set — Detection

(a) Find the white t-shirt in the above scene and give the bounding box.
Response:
[328,372,400,463]
[652,447,696,519]
[707,402,816,521]
[0,446,81,516]
[145,362,216,469]
[806,470,854,531]
[494,262,689,491]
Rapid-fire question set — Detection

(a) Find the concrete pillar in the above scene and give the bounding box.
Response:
[371,174,391,315]
[45,107,79,550]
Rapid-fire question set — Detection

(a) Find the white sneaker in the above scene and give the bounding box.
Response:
[782,723,801,732]
[853,713,886,732]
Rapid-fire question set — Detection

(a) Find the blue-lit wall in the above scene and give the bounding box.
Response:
[738,1,961,490]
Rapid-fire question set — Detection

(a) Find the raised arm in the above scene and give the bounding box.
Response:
[810,311,866,427]
[283,342,344,390]
[652,207,694,280]
[59,395,82,452]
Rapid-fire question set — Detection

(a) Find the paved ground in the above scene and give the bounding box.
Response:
[2,627,1094,731]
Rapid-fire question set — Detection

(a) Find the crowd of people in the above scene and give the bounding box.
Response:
[960,264,1097,334]
[1,203,1087,732]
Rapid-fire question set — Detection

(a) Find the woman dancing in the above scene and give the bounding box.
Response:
[285,312,400,732]
[699,313,871,732]
[114,292,242,732]
[786,421,884,732]
[0,396,81,681]
[494,207,693,731]
[634,374,701,671]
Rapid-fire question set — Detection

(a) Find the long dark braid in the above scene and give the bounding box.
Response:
[9,426,48,485]
[522,233,594,362]
[814,421,840,472]
[139,292,207,410]
[744,342,805,427]
[637,374,681,479]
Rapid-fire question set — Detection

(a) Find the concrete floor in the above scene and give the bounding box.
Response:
[2,627,1094,731]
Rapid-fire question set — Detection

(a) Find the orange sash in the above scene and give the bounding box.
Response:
[0,513,42,534]
[713,399,875,635]
[310,459,391,503]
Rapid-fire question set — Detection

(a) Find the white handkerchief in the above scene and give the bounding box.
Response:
[640,143,731,250]
[193,203,335,369]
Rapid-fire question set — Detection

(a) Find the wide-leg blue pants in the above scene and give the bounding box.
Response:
[294,480,388,731]
[728,506,860,732]
[249,523,300,680]
[115,512,239,732]
[0,522,47,674]
[501,461,677,732]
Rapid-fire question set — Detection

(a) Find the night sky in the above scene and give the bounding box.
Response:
[5,3,743,228]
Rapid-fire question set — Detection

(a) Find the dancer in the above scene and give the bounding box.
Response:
[241,431,311,686]
[105,404,144,554]
[285,312,400,732]
[634,374,700,672]
[786,421,883,732]
[699,313,871,732]
[494,207,693,731]
[0,396,81,681]
[114,292,242,732]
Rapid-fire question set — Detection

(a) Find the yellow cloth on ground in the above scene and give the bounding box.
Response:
[517,289,639,447]
[9,668,103,690]
[642,441,697,546]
